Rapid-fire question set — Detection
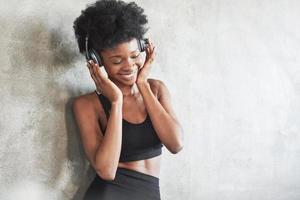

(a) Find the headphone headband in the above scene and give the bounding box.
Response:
[85,34,89,61]
[85,33,148,66]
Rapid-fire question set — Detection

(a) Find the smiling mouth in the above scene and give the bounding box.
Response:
[120,70,137,79]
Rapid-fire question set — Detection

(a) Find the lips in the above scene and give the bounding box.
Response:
[120,72,134,75]
[119,70,137,80]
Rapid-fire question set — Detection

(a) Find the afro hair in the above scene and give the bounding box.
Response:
[73,0,149,55]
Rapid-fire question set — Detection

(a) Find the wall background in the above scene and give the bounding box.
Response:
[1,0,300,199]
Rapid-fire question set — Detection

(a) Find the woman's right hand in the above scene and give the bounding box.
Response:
[87,60,123,103]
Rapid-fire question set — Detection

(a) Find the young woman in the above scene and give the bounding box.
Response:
[72,0,184,199]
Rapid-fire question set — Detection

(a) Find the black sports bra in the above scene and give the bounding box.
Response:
[96,91,163,162]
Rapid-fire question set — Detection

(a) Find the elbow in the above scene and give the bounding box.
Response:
[94,156,117,181]
[96,167,117,181]
[170,129,184,154]
[169,137,184,154]
[170,144,184,154]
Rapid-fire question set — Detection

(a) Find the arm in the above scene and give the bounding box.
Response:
[137,80,184,154]
[72,97,123,180]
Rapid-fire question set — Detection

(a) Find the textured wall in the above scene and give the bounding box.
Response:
[1,0,300,199]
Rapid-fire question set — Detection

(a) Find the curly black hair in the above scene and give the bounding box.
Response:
[73,0,149,55]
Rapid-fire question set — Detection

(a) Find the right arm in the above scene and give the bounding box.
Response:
[72,97,123,181]
[73,59,123,180]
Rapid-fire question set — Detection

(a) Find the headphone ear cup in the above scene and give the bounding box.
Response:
[85,35,102,66]
[89,48,102,66]
[138,39,148,52]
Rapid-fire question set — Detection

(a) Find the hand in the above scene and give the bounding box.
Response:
[87,60,123,103]
[136,38,156,85]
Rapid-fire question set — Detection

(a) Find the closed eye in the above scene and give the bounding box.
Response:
[112,60,122,64]
[111,54,140,64]
[132,53,140,58]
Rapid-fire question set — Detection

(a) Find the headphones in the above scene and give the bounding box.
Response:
[85,34,149,66]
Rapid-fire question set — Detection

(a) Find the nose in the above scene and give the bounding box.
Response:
[122,58,136,71]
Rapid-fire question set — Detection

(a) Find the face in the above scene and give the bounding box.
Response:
[100,38,145,86]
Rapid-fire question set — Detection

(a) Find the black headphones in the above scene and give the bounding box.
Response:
[85,34,149,66]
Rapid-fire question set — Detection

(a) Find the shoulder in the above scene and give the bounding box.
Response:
[148,78,178,121]
[73,92,96,106]
[148,78,164,87]
[147,78,168,100]
[72,92,108,133]
[72,92,99,116]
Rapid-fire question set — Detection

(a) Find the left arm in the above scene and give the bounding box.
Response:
[137,80,184,154]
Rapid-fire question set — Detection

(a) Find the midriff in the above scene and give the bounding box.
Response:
[117,155,161,178]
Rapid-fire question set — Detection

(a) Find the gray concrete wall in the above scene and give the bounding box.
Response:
[1,0,300,199]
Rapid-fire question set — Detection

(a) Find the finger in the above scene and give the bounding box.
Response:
[94,63,106,83]
[87,60,95,73]
[147,45,155,57]
[148,37,152,45]
[88,61,103,89]
[147,42,155,54]
[148,38,154,48]
[153,46,157,56]
[149,46,154,54]
[89,60,99,78]
[91,62,104,84]
[87,62,94,76]
[88,65,97,83]
[90,65,104,91]
[149,47,156,61]
[146,45,153,55]
[90,73,103,92]
[150,40,154,50]
[87,60,96,78]
[152,46,156,56]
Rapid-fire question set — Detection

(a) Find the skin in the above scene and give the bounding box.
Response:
[72,37,184,181]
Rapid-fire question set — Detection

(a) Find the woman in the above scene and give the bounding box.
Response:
[72,0,184,199]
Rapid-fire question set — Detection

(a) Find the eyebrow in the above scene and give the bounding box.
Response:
[109,49,139,58]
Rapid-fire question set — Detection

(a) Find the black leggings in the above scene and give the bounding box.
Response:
[83,167,161,200]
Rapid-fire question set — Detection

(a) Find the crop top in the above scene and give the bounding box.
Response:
[96,91,163,162]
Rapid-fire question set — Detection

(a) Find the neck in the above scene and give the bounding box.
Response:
[107,74,140,98]
[115,82,139,98]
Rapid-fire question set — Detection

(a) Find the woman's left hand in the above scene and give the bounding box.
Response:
[136,38,156,85]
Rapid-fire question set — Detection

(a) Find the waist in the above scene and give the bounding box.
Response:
[118,155,161,178]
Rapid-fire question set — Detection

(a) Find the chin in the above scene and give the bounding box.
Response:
[122,78,137,86]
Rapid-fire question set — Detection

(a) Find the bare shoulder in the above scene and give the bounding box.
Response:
[73,92,96,102]
[147,78,167,99]
[147,78,165,98]
[148,78,162,87]
[72,91,100,116]
[148,78,179,122]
